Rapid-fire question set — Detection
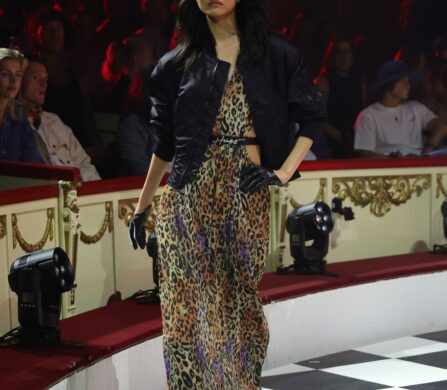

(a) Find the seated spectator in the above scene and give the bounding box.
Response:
[94,0,136,49]
[67,10,104,100]
[394,44,434,107]
[287,11,324,80]
[437,65,447,122]
[316,38,365,158]
[354,61,447,158]
[117,68,157,176]
[136,0,170,60]
[19,58,100,181]
[96,36,154,114]
[0,48,43,163]
[427,38,447,123]
[30,7,103,158]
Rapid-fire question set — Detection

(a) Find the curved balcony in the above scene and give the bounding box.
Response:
[1,157,447,389]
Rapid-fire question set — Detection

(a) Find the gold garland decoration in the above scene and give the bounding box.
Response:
[290,178,327,209]
[437,174,447,198]
[80,201,113,244]
[332,175,430,217]
[12,208,55,251]
[118,195,161,233]
[0,215,6,239]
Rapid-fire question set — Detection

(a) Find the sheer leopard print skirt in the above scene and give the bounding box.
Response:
[156,71,270,390]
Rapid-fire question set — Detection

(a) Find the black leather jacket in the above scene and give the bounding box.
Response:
[149,34,326,190]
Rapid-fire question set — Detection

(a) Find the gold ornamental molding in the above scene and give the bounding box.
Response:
[118,195,161,233]
[12,208,55,252]
[436,174,447,198]
[332,175,430,217]
[60,181,81,221]
[290,178,327,209]
[80,201,113,244]
[0,215,6,239]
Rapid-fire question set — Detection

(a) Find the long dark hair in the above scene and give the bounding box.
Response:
[176,0,269,69]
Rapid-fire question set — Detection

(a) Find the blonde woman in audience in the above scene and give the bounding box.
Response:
[0,48,43,163]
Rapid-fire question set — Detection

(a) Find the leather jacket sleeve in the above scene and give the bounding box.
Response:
[287,48,326,141]
[149,57,177,162]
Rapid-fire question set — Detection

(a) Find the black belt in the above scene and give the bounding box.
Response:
[209,135,259,146]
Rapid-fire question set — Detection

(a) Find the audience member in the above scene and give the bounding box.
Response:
[100,40,124,88]
[136,0,169,60]
[19,58,100,181]
[354,60,447,158]
[436,65,447,122]
[316,37,365,158]
[426,38,447,122]
[94,0,136,49]
[67,9,104,99]
[96,36,154,114]
[394,44,434,106]
[287,11,323,80]
[117,68,156,176]
[31,7,103,159]
[0,48,43,163]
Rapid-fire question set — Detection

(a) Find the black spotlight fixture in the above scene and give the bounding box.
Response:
[277,202,338,276]
[432,198,447,253]
[7,247,75,346]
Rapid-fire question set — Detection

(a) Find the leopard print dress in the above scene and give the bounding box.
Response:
[156,70,270,390]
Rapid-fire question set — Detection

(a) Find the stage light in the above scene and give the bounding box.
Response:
[277,202,337,276]
[7,247,74,346]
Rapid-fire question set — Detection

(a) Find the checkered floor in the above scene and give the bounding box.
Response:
[261,329,447,389]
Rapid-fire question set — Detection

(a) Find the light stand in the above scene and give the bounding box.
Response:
[128,231,160,304]
[432,198,447,253]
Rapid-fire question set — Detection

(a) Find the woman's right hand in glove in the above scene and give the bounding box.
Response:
[129,206,151,249]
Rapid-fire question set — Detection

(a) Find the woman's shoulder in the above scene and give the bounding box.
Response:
[4,109,28,125]
[1,110,32,136]
[154,46,183,72]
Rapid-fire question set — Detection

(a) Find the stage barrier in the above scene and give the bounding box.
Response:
[1,158,446,334]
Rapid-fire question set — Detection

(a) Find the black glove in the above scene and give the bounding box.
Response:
[239,166,283,193]
[129,206,151,249]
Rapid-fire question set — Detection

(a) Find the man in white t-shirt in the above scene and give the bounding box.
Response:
[354,61,447,157]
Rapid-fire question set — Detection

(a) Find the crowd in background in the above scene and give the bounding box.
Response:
[0,0,447,180]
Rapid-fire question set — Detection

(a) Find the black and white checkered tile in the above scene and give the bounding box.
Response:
[261,329,447,389]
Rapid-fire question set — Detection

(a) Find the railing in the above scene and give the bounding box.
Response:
[1,157,446,335]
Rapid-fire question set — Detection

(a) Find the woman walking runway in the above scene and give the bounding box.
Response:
[130,1,325,388]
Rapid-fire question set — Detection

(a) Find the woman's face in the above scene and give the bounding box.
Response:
[333,41,354,73]
[196,0,238,21]
[0,59,23,100]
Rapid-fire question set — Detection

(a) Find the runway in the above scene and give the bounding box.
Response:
[261,329,447,389]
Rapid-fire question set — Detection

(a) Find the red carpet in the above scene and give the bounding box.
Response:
[1,252,447,390]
